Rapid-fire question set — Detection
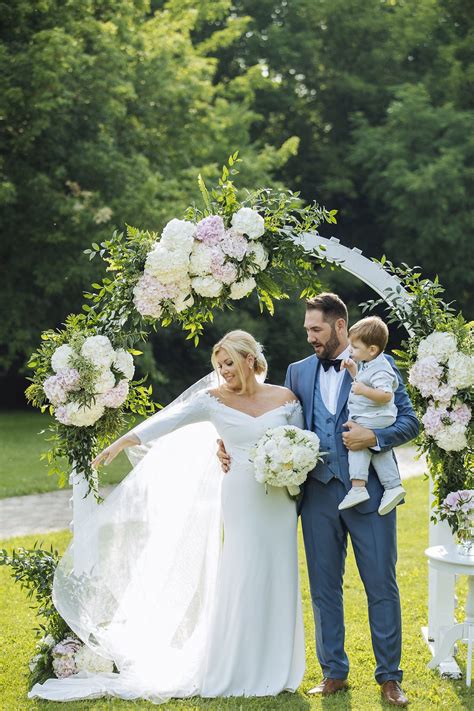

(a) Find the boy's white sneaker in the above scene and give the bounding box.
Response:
[378,485,406,515]
[338,487,370,510]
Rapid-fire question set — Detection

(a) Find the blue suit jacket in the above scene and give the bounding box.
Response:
[284,353,419,514]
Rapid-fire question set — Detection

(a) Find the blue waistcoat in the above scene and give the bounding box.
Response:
[311,373,345,484]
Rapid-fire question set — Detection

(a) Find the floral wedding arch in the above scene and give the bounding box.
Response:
[5,154,474,683]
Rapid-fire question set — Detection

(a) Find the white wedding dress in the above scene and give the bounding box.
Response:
[29,381,305,703]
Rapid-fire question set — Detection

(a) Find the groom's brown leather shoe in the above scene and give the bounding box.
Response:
[380,680,409,706]
[307,677,348,695]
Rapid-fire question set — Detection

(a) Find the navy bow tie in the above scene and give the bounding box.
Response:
[319,358,342,372]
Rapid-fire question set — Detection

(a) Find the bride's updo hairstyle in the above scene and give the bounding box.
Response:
[211,330,268,393]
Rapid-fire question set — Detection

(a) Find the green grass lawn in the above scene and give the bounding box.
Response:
[1,476,472,710]
[0,411,134,498]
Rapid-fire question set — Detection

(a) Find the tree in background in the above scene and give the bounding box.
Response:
[0,0,298,387]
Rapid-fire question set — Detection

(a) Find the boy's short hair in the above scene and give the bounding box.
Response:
[349,316,389,353]
[306,292,348,324]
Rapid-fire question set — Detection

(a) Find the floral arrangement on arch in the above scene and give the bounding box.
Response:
[363,261,474,529]
[26,153,337,494]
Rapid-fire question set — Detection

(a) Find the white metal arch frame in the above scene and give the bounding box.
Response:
[70,232,459,676]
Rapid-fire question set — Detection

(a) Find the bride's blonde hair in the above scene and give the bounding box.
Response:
[211,330,268,393]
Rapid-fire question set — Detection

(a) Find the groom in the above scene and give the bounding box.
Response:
[284,293,418,707]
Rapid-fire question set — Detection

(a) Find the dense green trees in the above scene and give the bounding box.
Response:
[2,0,472,404]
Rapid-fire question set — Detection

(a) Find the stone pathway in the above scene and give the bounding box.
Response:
[0,446,427,540]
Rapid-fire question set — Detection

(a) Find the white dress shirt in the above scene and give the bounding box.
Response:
[318,346,351,415]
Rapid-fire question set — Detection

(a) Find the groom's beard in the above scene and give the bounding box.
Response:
[312,325,341,361]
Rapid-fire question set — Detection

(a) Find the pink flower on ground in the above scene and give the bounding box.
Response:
[195,215,226,245]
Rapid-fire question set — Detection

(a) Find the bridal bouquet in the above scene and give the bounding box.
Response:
[408,331,473,452]
[42,334,135,427]
[252,426,322,495]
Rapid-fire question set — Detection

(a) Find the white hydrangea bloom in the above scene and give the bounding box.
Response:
[145,244,190,284]
[448,352,474,390]
[74,646,114,674]
[435,423,468,452]
[189,242,218,276]
[174,292,195,313]
[51,344,74,372]
[229,276,257,300]
[113,349,135,380]
[94,368,116,394]
[64,401,105,427]
[81,335,115,368]
[191,275,223,298]
[160,218,196,254]
[231,207,265,239]
[247,242,269,274]
[417,332,457,363]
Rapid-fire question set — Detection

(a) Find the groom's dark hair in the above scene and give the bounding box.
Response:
[306,292,348,324]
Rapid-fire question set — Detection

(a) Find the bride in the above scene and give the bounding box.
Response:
[29,330,305,703]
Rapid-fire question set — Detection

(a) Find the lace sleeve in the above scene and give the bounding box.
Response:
[132,392,209,445]
[284,400,304,429]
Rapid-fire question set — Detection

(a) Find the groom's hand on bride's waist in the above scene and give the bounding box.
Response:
[342,421,377,451]
[217,439,231,473]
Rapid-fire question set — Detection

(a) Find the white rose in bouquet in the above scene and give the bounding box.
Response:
[448,352,474,390]
[252,425,322,495]
[113,349,135,380]
[81,335,115,369]
[231,207,265,239]
[51,344,74,372]
[417,331,457,363]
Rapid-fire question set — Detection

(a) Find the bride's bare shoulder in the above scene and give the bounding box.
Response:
[264,384,299,404]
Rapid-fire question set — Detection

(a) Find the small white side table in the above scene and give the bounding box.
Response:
[425,545,474,686]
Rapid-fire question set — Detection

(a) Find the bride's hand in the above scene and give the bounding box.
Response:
[91,434,140,469]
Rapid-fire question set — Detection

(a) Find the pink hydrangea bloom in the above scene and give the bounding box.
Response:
[212,261,238,285]
[221,229,248,261]
[55,405,71,425]
[57,368,81,392]
[443,490,474,513]
[100,379,129,408]
[133,273,179,317]
[408,356,443,398]
[43,375,68,406]
[421,403,447,437]
[195,215,225,245]
[450,402,471,427]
